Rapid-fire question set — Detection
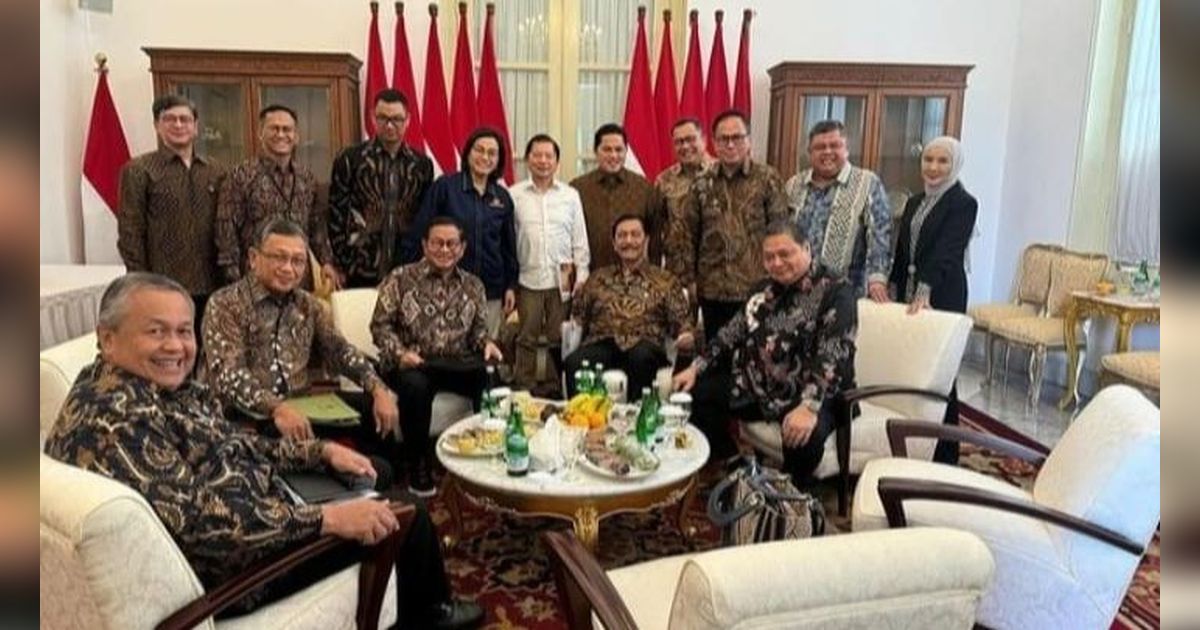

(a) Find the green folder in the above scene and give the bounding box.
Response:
[286,393,361,426]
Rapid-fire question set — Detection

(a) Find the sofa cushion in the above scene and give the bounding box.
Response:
[967,303,1037,330]
[218,565,397,630]
[1045,253,1108,317]
[1101,352,1160,388]
[604,553,696,630]
[40,333,99,447]
[990,317,1072,347]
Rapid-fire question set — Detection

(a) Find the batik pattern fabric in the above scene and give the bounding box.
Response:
[571,262,694,351]
[370,260,489,371]
[570,168,663,270]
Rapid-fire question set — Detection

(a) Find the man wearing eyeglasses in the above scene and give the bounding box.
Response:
[329,89,434,288]
[203,218,400,461]
[118,94,227,336]
[786,119,892,301]
[215,104,336,288]
[657,117,714,313]
[673,109,790,344]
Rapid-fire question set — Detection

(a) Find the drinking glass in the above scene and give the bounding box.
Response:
[559,425,586,482]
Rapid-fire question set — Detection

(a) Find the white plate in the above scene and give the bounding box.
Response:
[438,431,504,457]
[582,449,659,480]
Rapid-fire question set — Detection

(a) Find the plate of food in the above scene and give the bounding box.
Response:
[439,425,505,456]
[582,433,660,479]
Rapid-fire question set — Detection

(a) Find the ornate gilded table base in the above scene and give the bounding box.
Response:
[440,473,699,552]
[1059,292,1161,410]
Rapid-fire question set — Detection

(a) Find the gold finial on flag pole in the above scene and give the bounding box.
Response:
[94,52,108,73]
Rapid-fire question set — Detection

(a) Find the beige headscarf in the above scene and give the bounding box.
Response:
[922,136,963,198]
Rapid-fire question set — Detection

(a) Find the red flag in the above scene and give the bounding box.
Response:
[81,58,131,263]
[477,3,514,184]
[622,6,662,180]
[732,9,753,118]
[391,1,425,153]
[679,10,706,130]
[362,1,389,138]
[705,9,731,134]
[422,4,458,173]
[653,9,680,169]
[449,1,477,152]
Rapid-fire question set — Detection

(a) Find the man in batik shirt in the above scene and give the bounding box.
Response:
[674,222,857,486]
[656,117,713,312]
[565,214,694,402]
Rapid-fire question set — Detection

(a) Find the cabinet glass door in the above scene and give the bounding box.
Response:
[260,84,334,181]
[797,94,866,173]
[175,82,246,166]
[878,95,948,198]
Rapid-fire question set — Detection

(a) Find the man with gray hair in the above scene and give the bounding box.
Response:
[45,271,483,627]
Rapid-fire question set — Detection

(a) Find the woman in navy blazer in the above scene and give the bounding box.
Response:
[889,136,977,465]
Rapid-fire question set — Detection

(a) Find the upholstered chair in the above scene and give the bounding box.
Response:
[1100,351,1159,402]
[852,385,1159,629]
[542,527,994,630]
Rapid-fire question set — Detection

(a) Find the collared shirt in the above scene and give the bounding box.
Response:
[203,275,385,414]
[572,261,694,351]
[215,156,331,283]
[510,178,591,291]
[787,163,892,292]
[404,172,518,300]
[45,359,325,606]
[657,159,713,269]
[696,266,857,422]
[329,139,434,285]
[569,167,663,269]
[371,259,489,370]
[117,148,226,295]
[671,159,790,302]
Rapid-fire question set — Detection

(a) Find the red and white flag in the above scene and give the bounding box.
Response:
[622,6,662,180]
[704,10,731,133]
[653,9,680,170]
[392,1,426,153]
[732,9,754,118]
[81,61,131,264]
[362,1,389,138]
[422,4,458,174]
[477,3,514,185]
[679,10,706,133]
[449,1,477,152]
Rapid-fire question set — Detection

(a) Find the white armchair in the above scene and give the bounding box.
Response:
[739,300,973,513]
[852,385,1160,629]
[542,527,994,630]
[329,288,473,435]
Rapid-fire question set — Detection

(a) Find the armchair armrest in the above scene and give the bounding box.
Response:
[885,419,1047,465]
[541,530,638,630]
[876,477,1143,556]
[156,503,415,630]
[840,384,952,407]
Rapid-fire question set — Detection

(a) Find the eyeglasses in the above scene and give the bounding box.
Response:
[714,133,747,146]
[471,146,500,158]
[259,251,308,268]
[374,115,408,127]
[159,114,196,126]
[672,134,700,147]
[426,238,462,251]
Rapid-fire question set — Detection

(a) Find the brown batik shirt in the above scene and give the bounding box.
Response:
[370,259,488,371]
[202,275,385,414]
[570,168,664,269]
[117,148,226,295]
[571,261,694,351]
[44,359,325,606]
[670,159,789,303]
[215,156,333,283]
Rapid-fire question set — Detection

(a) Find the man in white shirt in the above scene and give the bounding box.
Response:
[510,134,591,395]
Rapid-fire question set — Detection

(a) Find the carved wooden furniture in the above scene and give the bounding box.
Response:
[766,62,971,194]
[1061,293,1160,409]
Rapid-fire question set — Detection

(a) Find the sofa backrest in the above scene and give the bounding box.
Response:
[853,300,972,421]
[329,288,380,359]
[40,333,99,449]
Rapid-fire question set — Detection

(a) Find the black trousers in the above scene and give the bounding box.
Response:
[224,488,451,629]
[563,338,667,402]
[932,382,961,465]
[691,360,837,487]
[699,299,744,346]
[383,362,486,467]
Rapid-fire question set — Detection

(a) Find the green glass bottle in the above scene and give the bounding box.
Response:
[481,365,497,418]
[505,406,529,477]
[594,363,609,400]
[635,387,654,445]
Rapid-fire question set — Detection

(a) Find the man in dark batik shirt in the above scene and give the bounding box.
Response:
[45,272,482,628]
[674,221,857,487]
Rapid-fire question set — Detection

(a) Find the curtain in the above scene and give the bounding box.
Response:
[1112,0,1160,263]
[576,0,636,173]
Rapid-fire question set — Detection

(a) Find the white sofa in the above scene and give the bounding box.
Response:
[852,385,1160,629]
[739,300,972,511]
[543,527,994,630]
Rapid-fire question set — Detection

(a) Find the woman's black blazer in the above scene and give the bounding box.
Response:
[889,181,978,313]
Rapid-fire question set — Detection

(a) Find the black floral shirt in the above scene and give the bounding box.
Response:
[44,359,325,603]
[696,266,857,421]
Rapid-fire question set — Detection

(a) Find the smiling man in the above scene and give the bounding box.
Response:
[657,118,713,310]
[45,272,483,628]
[673,222,857,485]
[215,104,335,287]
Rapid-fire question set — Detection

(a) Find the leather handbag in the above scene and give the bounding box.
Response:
[706,456,825,546]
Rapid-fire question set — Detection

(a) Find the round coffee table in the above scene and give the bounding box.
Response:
[436,415,710,552]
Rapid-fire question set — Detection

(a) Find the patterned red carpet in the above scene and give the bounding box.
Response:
[423,406,1159,629]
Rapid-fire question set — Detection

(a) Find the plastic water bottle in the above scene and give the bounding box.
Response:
[481,365,497,418]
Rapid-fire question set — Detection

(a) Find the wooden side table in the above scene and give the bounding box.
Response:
[1059,291,1160,410]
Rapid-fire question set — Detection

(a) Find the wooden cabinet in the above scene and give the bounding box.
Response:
[143,48,363,182]
[767,62,972,200]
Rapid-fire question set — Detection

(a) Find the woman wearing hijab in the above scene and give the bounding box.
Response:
[889,136,978,314]
[888,136,977,464]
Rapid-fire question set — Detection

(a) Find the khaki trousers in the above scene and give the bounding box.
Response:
[515,287,565,390]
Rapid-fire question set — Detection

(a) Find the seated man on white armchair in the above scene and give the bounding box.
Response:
[673,221,856,486]
[44,272,482,629]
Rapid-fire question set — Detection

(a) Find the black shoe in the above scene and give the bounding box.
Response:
[432,599,483,629]
[407,460,437,498]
